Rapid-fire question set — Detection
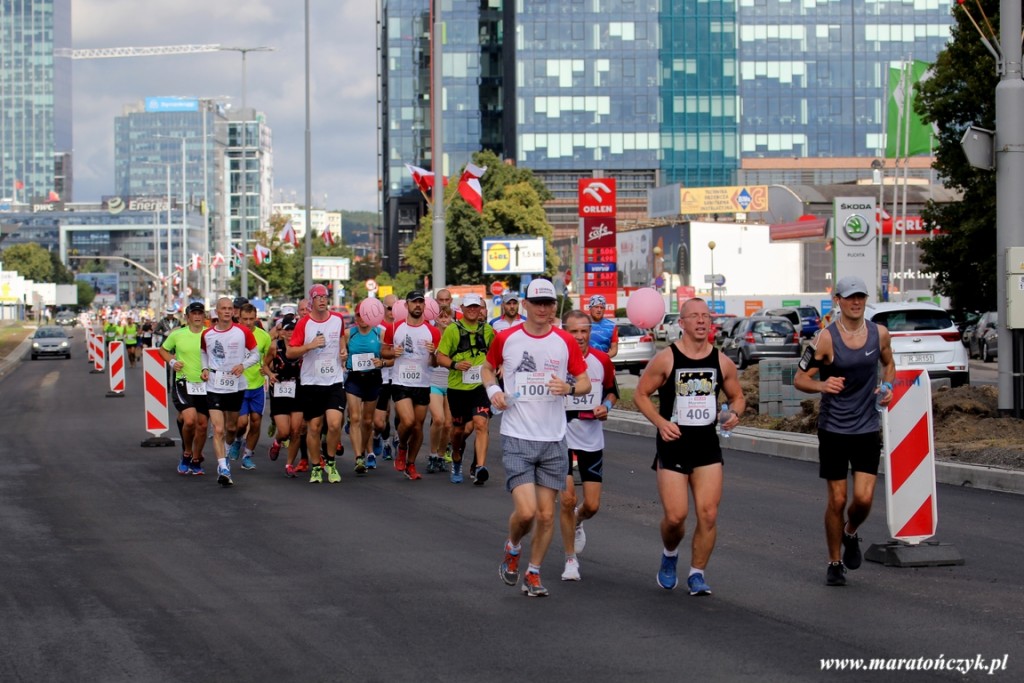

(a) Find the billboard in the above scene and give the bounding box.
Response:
[76,272,119,305]
[680,185,768,214]
[145,97,199,113]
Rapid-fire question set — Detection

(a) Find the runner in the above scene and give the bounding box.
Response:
[232,303,272,471]
[585,295,618,357]
[123,317,139,368]
[482,278,591,597]
[436,293,495,485]
[345,304,386,474]
[489,291,525,332]
[159,301,210,476]
[558,309,618,581]
[372,294,399,461]
[633,297,745,596]
[266,303,308,477]
[427,303,454,474]
[382,290,441,481]
[287,284,348,484]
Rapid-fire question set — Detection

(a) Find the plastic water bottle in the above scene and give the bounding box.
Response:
[492,391,520,416]
[875,384,886,413]
[719,403,732,439]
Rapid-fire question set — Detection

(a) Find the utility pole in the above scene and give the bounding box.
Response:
[431,0,446,291]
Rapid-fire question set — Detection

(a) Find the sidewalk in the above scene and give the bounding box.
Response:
[606,409,1024,496]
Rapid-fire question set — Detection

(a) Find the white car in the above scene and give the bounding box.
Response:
[865,302,969,387]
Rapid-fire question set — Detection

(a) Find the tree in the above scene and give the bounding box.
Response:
[403,150,558,287]
[915,0,999,312]
[75,280,96,308]
[1,243,57,281]
[49,252,75,284]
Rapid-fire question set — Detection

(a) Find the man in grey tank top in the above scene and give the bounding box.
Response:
[794,276,895,587]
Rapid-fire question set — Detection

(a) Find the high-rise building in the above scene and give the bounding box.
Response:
[0,0,73,202]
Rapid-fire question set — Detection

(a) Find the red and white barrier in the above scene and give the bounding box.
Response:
[85,325,95,364]
[92,333,105,373]
[881,369,938,545]
[107,340,126,395]
[143,348,170,436]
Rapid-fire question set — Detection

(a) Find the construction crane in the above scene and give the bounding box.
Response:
[54,44,222,59]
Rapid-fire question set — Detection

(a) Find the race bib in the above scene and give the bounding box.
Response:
[211,371,239,392]
[317,357,340,380]
[673,394,715,426]
[564,386,599,411]
[397,362,423,385]
[186,381,207,396]
[352,353,376,372]
[273,380,296,398]
[513,372,552,402]
[461,365,482,385]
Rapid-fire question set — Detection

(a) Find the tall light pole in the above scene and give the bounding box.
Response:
[221,45,275,298]
[303,0,314,293]
[154,134,189,300]
[708,240,717,307]
[431,0,446,291]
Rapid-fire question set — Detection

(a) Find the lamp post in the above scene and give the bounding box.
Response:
[708,241,717,307]
[871,158,885,301]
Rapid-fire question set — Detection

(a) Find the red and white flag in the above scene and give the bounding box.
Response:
[14,179,24,191]
[322,228,335,246]
[174,263,184,273]
[47,190,60,202]
[189,253,201,272]
[230,245,245,262]
[405,163,448,197]
[457,163,487,213]
[253,244,272,265]
[278,220,298,246]
[211,252,226,268]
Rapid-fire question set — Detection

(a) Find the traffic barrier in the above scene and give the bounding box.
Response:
[866,369,963,567]
[107,340,125,397]
[85,325,95,364]
[141,348,174,447]
[91,333,105,373]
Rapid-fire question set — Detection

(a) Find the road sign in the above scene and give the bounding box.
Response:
[490,281,505,296]
[311,256,351,281]
[366,279,378,292]
[482,237,545,274]
[703,274,726,286]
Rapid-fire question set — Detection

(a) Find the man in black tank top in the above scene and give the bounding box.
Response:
[794,276,895,587]
[635,297,745,596]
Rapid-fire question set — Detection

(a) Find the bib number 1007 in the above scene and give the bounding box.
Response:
[514,372,550,401]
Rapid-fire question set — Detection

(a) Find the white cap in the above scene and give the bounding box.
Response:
[525,278,557,302]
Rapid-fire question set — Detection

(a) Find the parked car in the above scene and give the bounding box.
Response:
[612,321,657,375]
[865,302,969,387]
[720,316,800,369]
[967,311,998,362]
[710,314,737,345]
[652,313,679,341]
[30,326,72,360]
[794,306,821,338]
[751,307,802,330]
[54,310,78,327]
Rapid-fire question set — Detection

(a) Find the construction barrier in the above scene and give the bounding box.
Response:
[107,340,125,397]
[91,333,105,373]
[85,325,95,364]
[140,348,174,446]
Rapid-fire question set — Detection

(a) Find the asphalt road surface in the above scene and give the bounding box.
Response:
[1,330,1021,682]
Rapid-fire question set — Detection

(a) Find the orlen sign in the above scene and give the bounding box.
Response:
[578,178,617,217]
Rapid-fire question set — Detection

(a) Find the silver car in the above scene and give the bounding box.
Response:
[30,326,72,360]
[721,316,800,369]
[613,321,656,375]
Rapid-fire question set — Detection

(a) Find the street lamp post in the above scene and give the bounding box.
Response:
[708,241,717,307]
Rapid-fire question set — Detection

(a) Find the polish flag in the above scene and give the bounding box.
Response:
[189,254,201,271]
[47,190,60,202]
[14,179,24,190]
[405,163,448,196]
[278,220,298,246]
[457,163,487,213]
[253,244,272,265]
[211,252,226,268]
[322,228,335,246]
[174,263,185,273]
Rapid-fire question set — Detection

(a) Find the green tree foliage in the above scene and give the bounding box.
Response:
[75,279,96,308]
[403,150,558,287]
[1,243,54,281]
[347,270,420,302]
[49,252,75,284]
[915,0,998,311]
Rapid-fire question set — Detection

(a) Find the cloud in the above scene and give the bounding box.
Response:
[71,0,379,211]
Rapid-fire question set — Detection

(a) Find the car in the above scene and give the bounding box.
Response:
[710,314,736,344]
[652,313,679,341]
[720,316,800,369]
[54,310,77,327]
[715,316,744,345]
[612,321,656,375]
[967,311,998,362]
[865,302,969,387]
[794,305,821,338]
[30,326,72,360]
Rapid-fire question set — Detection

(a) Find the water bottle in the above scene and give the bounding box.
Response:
[718,403,732,439]
[875,384,886,413]
[492,391,520,416]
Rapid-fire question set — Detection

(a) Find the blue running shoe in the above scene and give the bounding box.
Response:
[382,441,394,461]
[687,572,712,596]
[473,465,489,486]
[241,454,256,470]
[657,554,678,590]
[450,462,464,484]
[366,453,377,470]
[227,440,242,461]
[373,435,383,457]
[217,464,234,487]
[189,461,205,476]
[177,455,191,475]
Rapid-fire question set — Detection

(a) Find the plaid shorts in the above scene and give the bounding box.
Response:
[502,435,568,493]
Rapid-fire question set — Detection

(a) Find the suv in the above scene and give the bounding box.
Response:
[865,302,969,387]
[720,316,800,369]
[967,311,998,362]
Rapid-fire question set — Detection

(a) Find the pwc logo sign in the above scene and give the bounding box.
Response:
[578,178,617,217]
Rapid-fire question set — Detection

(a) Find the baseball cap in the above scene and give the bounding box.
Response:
[280,304,297,317]
[309,284,329,298]
[502,291,520,303]
[588,294,607,308]
[164,307,176,315]
[186,301,205,315]
[462,293,484,307]
[525,278,557,302]
[232,296,248,308]
[835,275,869,298]
[407,290,426,302]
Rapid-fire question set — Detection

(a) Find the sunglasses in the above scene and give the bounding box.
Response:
[385,306,393,311]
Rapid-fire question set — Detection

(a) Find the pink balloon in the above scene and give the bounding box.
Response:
[358,298,385,327]
[626,288,666,329]
[392,300,408,323]
[423,297,440,322]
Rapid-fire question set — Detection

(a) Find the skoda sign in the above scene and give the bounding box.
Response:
[843,214,869,241]
[833,197,878,302]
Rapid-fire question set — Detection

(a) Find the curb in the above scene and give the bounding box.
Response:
[0,335,32,382]
[605,410,1024,496]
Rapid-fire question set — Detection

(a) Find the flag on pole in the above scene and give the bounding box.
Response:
[174,263,184,273]
[457,163,487,213]
[886,60,935,158]
[322,228,335,246]
[14,179,24,190]
[230,245,245,260]
[278,220,298,246]
[211,252,226,268]
[253,244,272,265]
[189,253,201,272]
[47,190,60,202]
[405,163,448,197]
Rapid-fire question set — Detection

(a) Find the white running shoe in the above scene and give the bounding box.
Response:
[561,557,581,581]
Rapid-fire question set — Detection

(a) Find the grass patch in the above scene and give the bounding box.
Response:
[0,323,33,358]
[615,386,657,413]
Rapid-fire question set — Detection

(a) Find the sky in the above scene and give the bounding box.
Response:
[72,0,379,212]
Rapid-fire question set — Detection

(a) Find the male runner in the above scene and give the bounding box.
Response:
[489,291,525,332]
[232,303,272,470]
[160,301,210,476]
[266,303,307,476]
[585,295,618,357]
[373,294,398,460]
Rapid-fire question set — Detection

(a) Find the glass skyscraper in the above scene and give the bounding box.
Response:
[0,0,72,202]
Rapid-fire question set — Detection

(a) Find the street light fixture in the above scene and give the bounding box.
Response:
[708,240,717,308]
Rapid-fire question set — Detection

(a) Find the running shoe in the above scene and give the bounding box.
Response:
[189,460,205,476]
[267,422,276,438]
[826,561,847,586]
[285,464,298,478]
[354,456,367,474]
[450,462,463,484]
[177,455,191,475]
[373,434,383,456]
[687,572,712,596]
[382,441,394,461]
[217,464,234,487]
[561,557,581,582]
[336,441,344,457]
[309,465,324,484]
[520,571,549,597]
[241,454,256,470]
[657,554,678,590]
[426,456,438,474]
[404,463,422,480]
[326,459,341,483]
[469,463,477,481]
[296,459,310,473]
[500,544,520,586]
[394,447,408,472]
[366,454,377,470]
[227,440,242,461]
[473,465,489,486]
[574,522,587,555]
[268,439,282,461]
[842,532,863,570]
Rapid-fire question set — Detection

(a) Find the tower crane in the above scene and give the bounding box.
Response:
[54,44,222,59]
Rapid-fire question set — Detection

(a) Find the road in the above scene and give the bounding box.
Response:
[1,329,1021,682]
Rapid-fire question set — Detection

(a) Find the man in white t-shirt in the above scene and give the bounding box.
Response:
[482,278,591,597]
[489,291,525,332]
